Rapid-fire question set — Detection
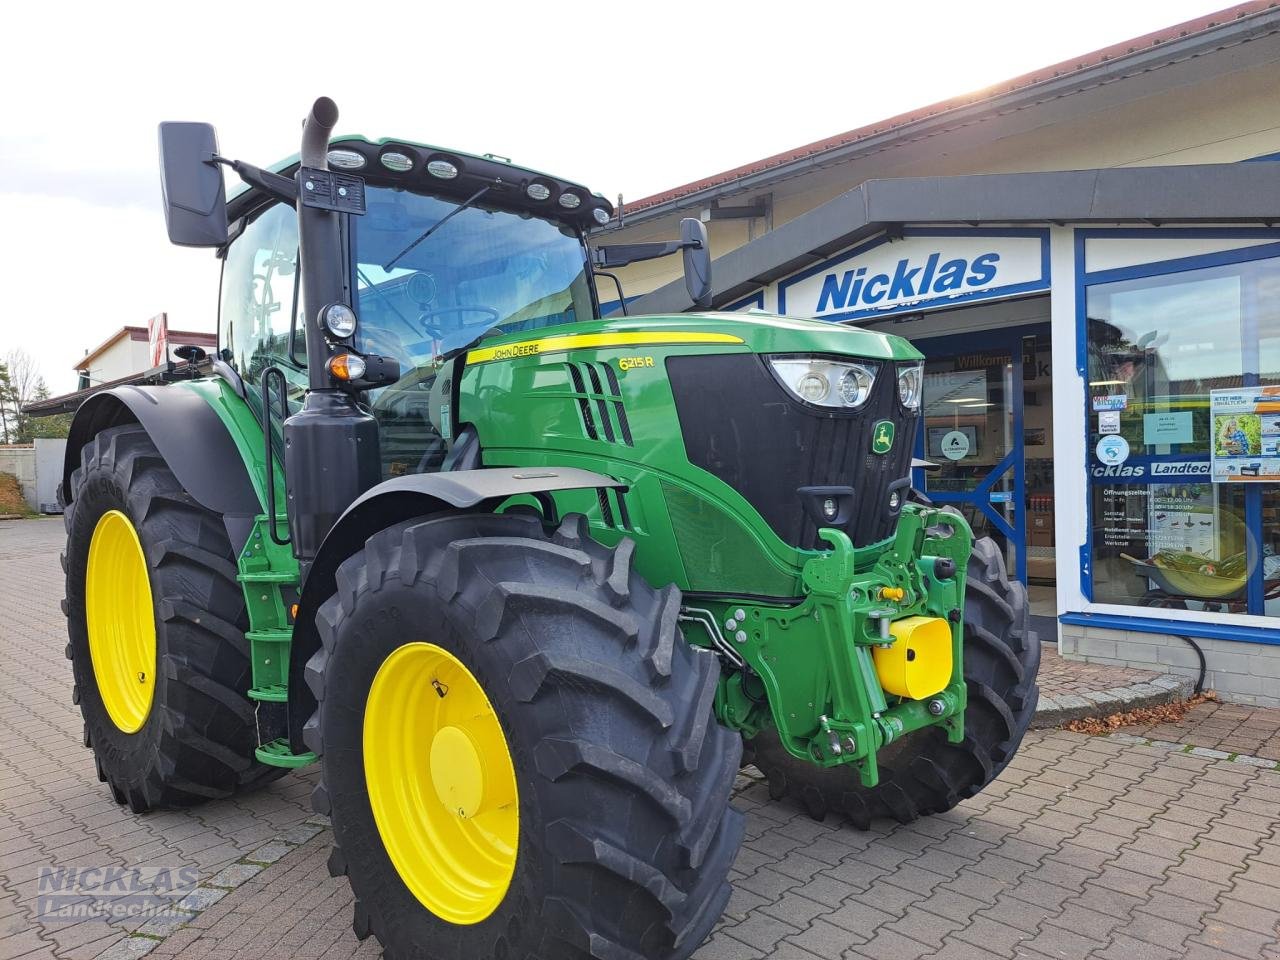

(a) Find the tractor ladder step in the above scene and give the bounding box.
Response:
[247,682,289,703]
[255,738,317,768]
[238,571,297,584]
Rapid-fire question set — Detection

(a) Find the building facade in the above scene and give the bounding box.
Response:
[600,4,1280,702]
[74,317,216,390]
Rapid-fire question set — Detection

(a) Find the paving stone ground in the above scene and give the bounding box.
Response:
[3,517,1279,960]
[1038,647,1158,698]
[1118,700,1280,763]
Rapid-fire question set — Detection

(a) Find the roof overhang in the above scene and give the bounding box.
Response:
[629,162,1280,314]
[612,4,1280,227]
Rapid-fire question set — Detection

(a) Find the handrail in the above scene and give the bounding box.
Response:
[260,367,291,545]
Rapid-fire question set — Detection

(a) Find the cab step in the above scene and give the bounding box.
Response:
[248,683,289,702]
[255,738,317,768]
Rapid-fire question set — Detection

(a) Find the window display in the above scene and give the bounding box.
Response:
[1085,252,1280,616]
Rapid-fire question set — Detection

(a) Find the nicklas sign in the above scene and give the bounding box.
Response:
[775,230,1049,322]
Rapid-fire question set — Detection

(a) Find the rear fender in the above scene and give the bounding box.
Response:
[286,467,625,750]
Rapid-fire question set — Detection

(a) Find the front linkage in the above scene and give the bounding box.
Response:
[691,502,973,787]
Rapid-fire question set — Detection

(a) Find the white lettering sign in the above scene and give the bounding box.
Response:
[777,231,1048,321]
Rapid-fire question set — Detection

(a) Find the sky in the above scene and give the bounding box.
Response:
[0,0,1241,394]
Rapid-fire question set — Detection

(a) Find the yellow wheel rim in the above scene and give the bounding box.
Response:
[364,642,519,924]
[85,509,157,734]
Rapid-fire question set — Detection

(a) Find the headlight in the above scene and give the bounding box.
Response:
[768,357,879,409]
[320,303,357,339]
[897,362,923,411]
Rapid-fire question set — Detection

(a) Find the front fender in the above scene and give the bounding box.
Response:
[62,385,262,548]
[286,466,624,749]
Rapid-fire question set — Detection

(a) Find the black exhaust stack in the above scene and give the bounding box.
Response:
[284,98,381,574]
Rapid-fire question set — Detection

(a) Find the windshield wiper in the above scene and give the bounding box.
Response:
[384,186,491,271]
[355,266,421,342]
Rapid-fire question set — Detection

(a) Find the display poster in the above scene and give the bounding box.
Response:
[1148,483,1216,556]
[1209,386,1280,481]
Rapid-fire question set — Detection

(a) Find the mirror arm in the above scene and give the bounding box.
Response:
[592,238,698,269]
[211,156,298,205]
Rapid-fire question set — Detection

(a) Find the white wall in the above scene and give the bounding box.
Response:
[81,337,150,386]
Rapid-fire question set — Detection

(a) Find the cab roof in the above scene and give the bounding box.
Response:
[227,135,613,231]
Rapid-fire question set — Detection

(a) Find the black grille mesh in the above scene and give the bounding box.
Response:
[666,354,917,550]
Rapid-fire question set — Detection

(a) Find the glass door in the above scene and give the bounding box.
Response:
[913,326,1040,583]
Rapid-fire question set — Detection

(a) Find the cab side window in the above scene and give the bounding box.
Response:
[220,203,305,394]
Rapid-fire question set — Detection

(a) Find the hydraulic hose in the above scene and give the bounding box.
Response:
[1180,635,1207,694]
[300,96,339,170]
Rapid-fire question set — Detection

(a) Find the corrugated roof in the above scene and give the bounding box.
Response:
[625,1,1279,213]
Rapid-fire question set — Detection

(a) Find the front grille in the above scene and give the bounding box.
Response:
[666,353,917,550]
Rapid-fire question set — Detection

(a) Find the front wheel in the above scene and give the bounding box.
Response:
[63,424,282,812]
[747,536,1040,826]
[305,512,744,960]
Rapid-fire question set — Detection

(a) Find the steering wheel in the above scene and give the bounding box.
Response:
[418,305,500,339]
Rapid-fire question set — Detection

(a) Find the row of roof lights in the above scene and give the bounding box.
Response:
[326,148,609,224]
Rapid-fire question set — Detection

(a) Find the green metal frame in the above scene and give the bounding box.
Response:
[183,379,313,768]
[694,506,970,786]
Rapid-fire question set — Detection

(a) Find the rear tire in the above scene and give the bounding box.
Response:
[747,536,1039,827]
[305,511,744,960]
[63,424,282,812]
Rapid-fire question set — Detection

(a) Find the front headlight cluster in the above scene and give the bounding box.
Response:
[897,362,924,411]
[768,357,879,409]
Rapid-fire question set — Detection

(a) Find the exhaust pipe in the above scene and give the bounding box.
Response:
[300,96,339,170]
[286,97,381,569]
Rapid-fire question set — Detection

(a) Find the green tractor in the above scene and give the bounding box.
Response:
[60,97,1038,959]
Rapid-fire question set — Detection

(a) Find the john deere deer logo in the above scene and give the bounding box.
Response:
[872,420,895,454]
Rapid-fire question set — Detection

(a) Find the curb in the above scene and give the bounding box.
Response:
[1101,730,1280,771]
[94,816,331,960]
[1030,673,1194,729]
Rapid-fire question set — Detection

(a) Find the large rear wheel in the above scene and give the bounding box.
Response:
[63,424,282,811]
[305,512,744,960]
[747,536,1039,826]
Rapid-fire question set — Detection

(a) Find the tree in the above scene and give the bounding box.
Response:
[0,361,15,445]
[17,380,71,441]
[3,349,71,442]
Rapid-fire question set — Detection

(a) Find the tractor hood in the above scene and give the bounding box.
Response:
[463,312,923,367]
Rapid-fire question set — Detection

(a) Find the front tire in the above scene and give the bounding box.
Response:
[305,512,744,960]
[63,424,282,812]
[747,536,1039,826]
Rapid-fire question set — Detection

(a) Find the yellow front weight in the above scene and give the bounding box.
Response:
[85,510,157,733]
[873,616,952,701]
[363,642,519,925]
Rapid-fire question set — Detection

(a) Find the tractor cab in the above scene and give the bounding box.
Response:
[215,135,707,479]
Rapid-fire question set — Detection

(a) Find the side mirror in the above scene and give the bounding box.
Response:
[680,217,712,310]
[158,121,228,247]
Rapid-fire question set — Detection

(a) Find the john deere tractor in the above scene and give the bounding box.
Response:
[60,98,1038,959]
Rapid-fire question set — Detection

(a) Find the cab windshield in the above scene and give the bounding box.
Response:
[352,186,596,368]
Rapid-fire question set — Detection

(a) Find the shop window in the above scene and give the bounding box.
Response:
[1265,485,1280,616]
[1084,251,1280,617]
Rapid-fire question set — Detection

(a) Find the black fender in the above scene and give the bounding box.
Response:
[286,467,625,750]
[61,387,262,550]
